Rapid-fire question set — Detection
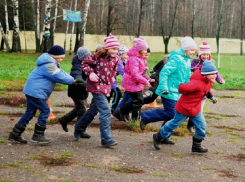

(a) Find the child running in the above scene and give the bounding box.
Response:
[8,45,75,144]
[187,41,225,133]
[58,47,91,138]
[107,45,129,113]
[117,37,154,121]
[74,33,120,148]
[153,61,218,153]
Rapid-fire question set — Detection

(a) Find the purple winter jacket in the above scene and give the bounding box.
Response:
[111,59,126,89]
[191,57,223,83]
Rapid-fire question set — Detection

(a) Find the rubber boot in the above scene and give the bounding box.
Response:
[58,109,77,132]
[8,124,27,144]
[153,132,163,150]
[192,137,208,153]
[31,124,51,144]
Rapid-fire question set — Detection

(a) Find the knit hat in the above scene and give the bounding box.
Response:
[181,36,197,51]
[95,44,103,52]
[133,37,148,51]
[77,47,91,61]
[201,61,217,75]
[48,45,65,58]
[104,33,120,49]
[199,41,211,60]
[118,45,129,55]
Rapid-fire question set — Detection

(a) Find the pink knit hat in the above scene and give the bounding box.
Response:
[133,37,148,51]
[199,41,211,60]
[104,33,120,49]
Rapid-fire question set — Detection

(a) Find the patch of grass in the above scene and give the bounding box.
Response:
[170,153,185,157]
[0,179,14,182]
[212,151,224,154]
[126,133,138,136]
[227,138,239,144]
[240,146,245,150]
[29,154,40,160]
[23,166,35,173]
[206,131,214,135]
[108,166,144,173]
[173,127,191,137]
[0,139,7,143]
[169,137,179,141]
[7,162,20,168]
[26,125,34,130]
[153,173,184,177]
[84,164,104,169]
[203,106,211,113]
[0,111,7,115]
[201,167,215,170]
[34,173,49,178]
[56,152,74,159]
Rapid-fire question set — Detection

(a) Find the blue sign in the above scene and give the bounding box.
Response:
[63,9,82,22]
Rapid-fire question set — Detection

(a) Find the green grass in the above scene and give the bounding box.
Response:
[0,52,244,90]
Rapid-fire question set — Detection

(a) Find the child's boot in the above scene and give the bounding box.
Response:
[8,124,27,144]
[58,109,76,132]
[153,132,163,150]
[31,124,51,144]
[192,136,208,153]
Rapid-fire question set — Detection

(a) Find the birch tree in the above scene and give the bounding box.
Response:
[51,0,59,46]
[240,0,245,55]
[79,0,91,47]
[64,0,73,51]
[12,0,21,52]
[0,21,10,51]
[42,0,51,52]
[69,0,77,55]
[4,0,9,44]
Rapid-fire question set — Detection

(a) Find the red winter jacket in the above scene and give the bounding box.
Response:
[81,53,119,97]
[174,69,213,117]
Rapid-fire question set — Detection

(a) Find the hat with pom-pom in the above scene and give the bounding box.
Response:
[199,41,211,60]
[104,33,120,49]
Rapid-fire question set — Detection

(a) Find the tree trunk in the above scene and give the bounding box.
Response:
[4,0,9,45]
[64,0,73,51]
[69,0,78,55]
[12,0,21,52]
[191,0,195,38]
[137,0,143,37]
[51,0,59,46]
[0,21,10,51]
[241,0,244,55]
[106,0,113,36]
[42,0,51,53]
[79,0,91,47]
[216,0,224,53]
[36,0,41,52]
[151,0,155,35]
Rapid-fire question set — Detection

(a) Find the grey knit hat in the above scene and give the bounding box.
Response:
[118,45,129,55]
[77,47,91,61]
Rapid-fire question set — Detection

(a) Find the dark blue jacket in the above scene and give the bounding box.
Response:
[68,55,88,99]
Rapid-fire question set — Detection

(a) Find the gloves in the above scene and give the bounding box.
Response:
[211,96,218,104]
[75,78,86,87]
[89,72,99,82]
[145,90,153,97]
[162,90,169,95]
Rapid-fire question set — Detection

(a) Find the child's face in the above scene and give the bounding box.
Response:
[185,49,196,58]
[139,49,147,56]
[121,53,128,61]
[206,74,217,84]
[54,57,64,63]
[107,48,119,57]
[142,52,150,60]
[200,53,210,61]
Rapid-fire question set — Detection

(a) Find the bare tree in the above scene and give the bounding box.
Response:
[64,0,73,51]
[4,0,9,44]
[42,0,51,52]
[12,0,21,52]
[69,0,77,55]
[51,0,59,46]
[0,21,10,51]
[240,0,245,55]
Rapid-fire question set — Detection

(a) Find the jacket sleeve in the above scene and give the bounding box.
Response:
[184,61,191,83]
[178,80,200,94]
[128,58,149,85]
[111,57,119,82]
[117,60,125,76]
[157,56,178,91]
[215,71,223,84]
[81,54,97,75]
[44,63,74,85]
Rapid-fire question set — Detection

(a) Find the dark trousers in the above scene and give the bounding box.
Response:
[119,91,144,120]
[107,87,122,111]
[143,93,158,105]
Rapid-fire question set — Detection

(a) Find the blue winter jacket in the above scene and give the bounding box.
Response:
[155,48,191,101]
[23,53,74,99]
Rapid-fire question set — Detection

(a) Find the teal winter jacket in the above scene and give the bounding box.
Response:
[155,48,191,101]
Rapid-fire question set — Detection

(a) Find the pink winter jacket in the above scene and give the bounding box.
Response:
[122,46,151,92]
[81,53,119,97]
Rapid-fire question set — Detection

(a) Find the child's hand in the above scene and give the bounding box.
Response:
[220,79,225,84]
[150,79,155,83]
[145,67,149,71]
[145,82,152,89]
[89,72,99,82]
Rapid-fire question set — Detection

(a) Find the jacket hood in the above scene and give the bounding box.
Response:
[169,48,191,60]
[127,46,142,58]
[36,53,57,66]
[190,68,206,82]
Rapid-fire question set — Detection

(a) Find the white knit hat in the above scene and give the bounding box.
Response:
[181,36,197,51]
[118,45,128,55]
[199,41,211,60]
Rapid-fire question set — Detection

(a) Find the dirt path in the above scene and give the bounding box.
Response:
[0,90,245,182]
